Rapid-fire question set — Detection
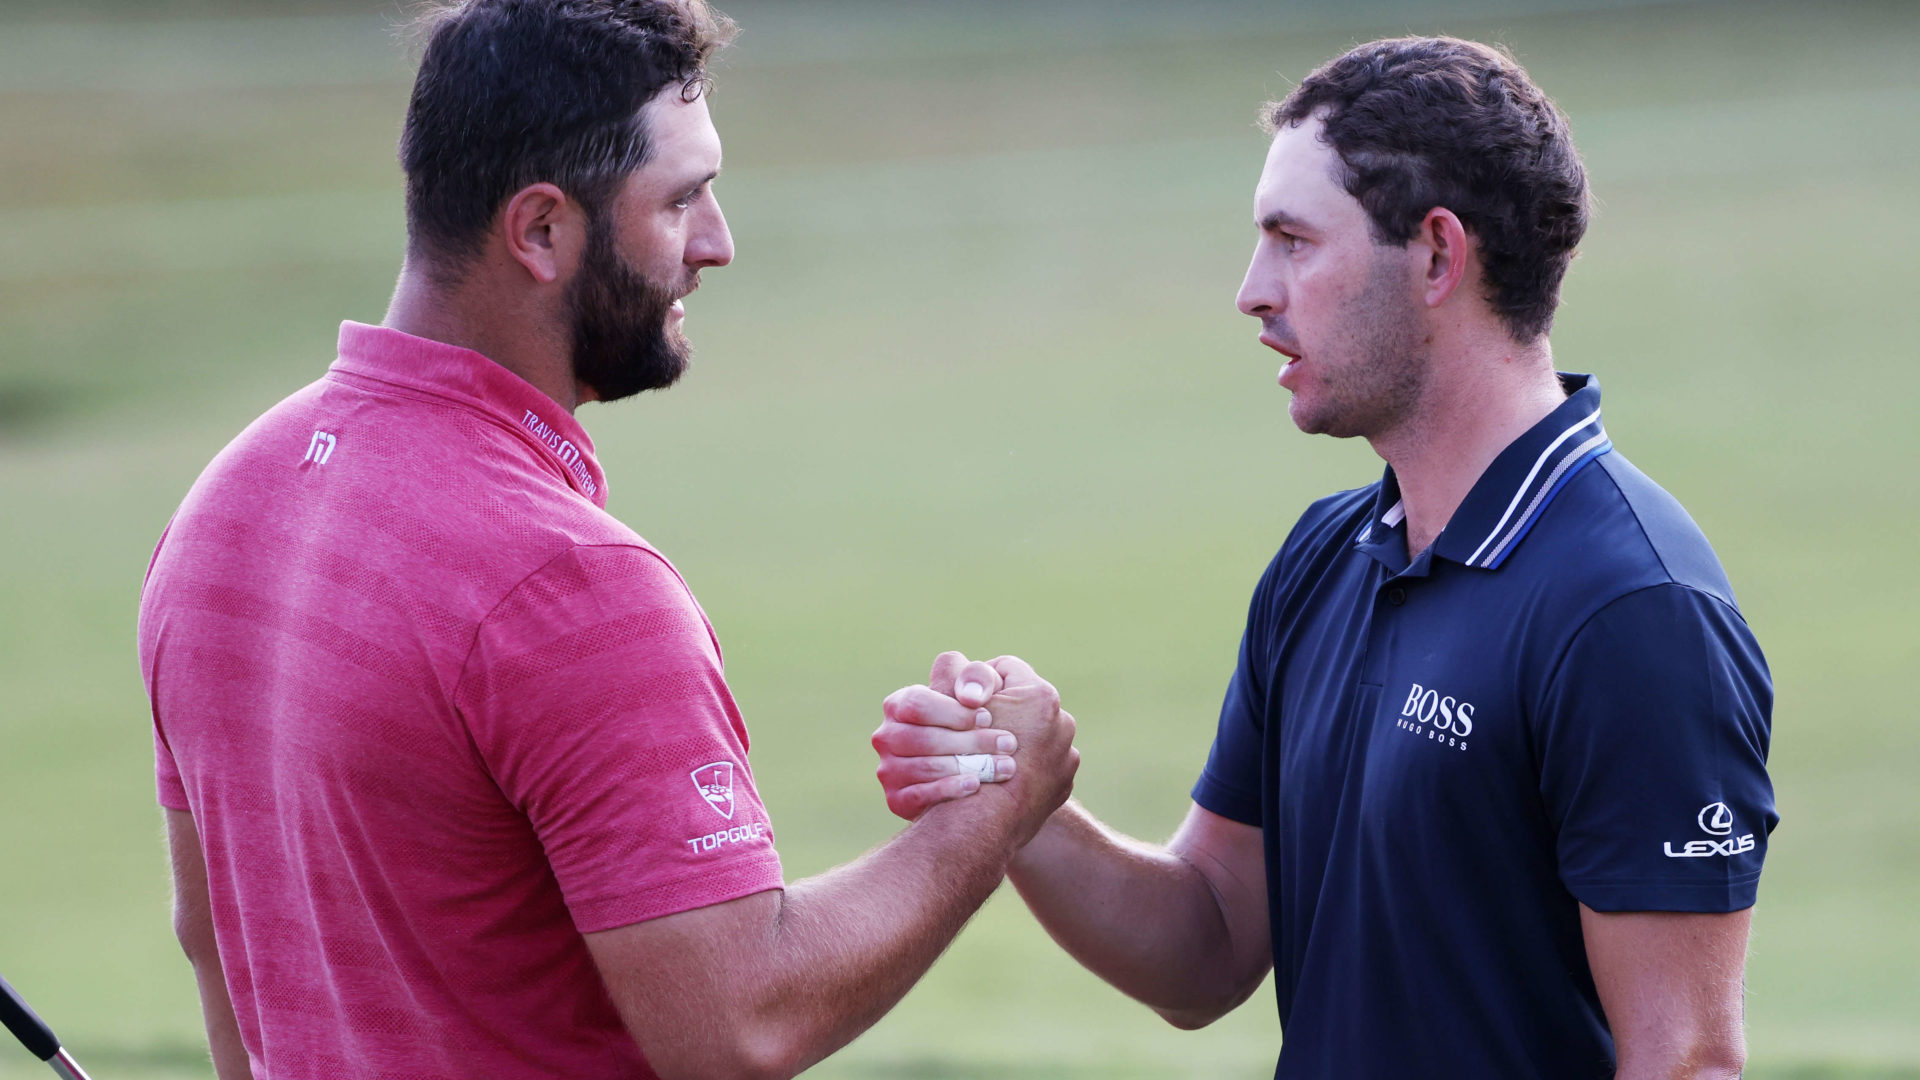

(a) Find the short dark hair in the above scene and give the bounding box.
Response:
[400,0,736,269]
[1268,37,1589,341]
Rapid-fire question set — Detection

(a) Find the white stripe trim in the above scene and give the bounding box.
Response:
[1464,408,1603,567]
[1478,430,1610,568]
[1382,501,1406,528]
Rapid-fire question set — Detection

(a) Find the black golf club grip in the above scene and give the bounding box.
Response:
[0,972,60,1062]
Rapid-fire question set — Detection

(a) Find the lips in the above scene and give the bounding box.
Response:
[1259,331,1301,360]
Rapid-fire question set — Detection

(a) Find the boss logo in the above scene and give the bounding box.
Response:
[1396,682,1473,751]
[1400,683,1475,735]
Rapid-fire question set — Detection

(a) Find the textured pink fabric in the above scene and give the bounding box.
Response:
[139,323,784,1079]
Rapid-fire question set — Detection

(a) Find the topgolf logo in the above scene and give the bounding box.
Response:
[691,761,736,820]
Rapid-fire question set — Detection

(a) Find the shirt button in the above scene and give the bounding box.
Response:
[1386,586,1407,606]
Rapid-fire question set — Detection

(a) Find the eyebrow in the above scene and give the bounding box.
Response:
[673,167,720,192]
[1258,209,1310,233]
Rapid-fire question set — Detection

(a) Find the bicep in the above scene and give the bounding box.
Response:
[1580,904,1750,1069]
[584,889,783,1076]
[1168,803,1271,986]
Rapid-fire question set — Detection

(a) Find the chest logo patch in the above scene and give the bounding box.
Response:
[1395,682,1474,751]
[691,761,736,820]
[302,430,337,465]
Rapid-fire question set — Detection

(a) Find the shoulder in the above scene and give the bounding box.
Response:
[1519,450,1741,614]
[460,542,722,696]
[1591,453,1737,604]
[1525,453,1766,687]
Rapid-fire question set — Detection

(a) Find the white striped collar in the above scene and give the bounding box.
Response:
[1356,374,1613,570]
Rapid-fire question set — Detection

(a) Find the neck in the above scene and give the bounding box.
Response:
[1370,337,1566,555]
[383,260,583,413]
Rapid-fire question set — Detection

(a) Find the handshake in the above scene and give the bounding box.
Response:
[870,651,1081,849]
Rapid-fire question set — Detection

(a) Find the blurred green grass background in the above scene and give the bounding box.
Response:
[1,0,1916,1076]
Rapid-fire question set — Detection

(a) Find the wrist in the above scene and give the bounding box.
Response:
[913,787,1025,871]
[1006,799,1079,879]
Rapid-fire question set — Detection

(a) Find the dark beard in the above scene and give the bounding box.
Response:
[566,216,693,403]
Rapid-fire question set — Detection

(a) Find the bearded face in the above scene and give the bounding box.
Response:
[565,212,696,404]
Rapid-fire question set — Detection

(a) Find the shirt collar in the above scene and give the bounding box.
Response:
[328,321,609,507]
[1356,373,1612,572]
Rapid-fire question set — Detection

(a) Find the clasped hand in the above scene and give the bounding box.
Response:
[872,651,1079,845]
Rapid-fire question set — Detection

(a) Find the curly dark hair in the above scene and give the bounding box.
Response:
[1268,37,1589,341]
[400,0,737,270]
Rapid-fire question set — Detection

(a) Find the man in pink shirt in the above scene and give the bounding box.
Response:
[138,3,1078,1077]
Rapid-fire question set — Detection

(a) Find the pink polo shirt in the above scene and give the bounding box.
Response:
[139,323,784,1079]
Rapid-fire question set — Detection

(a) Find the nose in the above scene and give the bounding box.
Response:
[688,195,734,270]
[1236,244,1283,318]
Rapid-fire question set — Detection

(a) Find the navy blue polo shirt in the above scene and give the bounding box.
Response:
[1192,374,1776,1079]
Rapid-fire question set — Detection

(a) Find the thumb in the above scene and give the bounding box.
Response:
[954,661,1004,710]
[989,654,1041,688]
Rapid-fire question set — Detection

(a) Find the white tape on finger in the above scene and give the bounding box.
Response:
[953,754,1002,784]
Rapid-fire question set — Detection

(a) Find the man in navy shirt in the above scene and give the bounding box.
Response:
[871,36,1774,1078]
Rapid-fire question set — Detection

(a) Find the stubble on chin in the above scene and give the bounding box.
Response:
[1286,251,1427,440]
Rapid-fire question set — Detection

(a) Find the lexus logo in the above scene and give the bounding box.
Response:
[1697,802,1733,837]
[1666,801,1752,859]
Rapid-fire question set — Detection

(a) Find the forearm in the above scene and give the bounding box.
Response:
[1584,906,1750,1080]
[688,795,1022,1078]
[167,810,253,1079]
[1005,801,1255,1024]
[1614,1055,1745,1080]
[1610,1002,1746,1080]
[185,951,253,1080]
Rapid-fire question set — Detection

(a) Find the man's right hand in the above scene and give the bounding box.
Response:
[873,652,1079,844]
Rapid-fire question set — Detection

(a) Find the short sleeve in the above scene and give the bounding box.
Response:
[1536,584,1775,912]
[457,544,784,933]
[144,521,191,812]
[1191,571,1275,827]
[155,723,189,811]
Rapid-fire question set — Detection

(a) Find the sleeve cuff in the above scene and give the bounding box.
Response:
[568,850,787,934]
[1565,872,1760,914]
[1191,773,1262,827]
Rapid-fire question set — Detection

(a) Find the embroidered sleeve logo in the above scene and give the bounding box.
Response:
[691,761,736,821]
[1663,801,1755,859]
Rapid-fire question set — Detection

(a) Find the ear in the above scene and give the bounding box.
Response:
[499,182,584,285]
[1413,207,1472,310]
